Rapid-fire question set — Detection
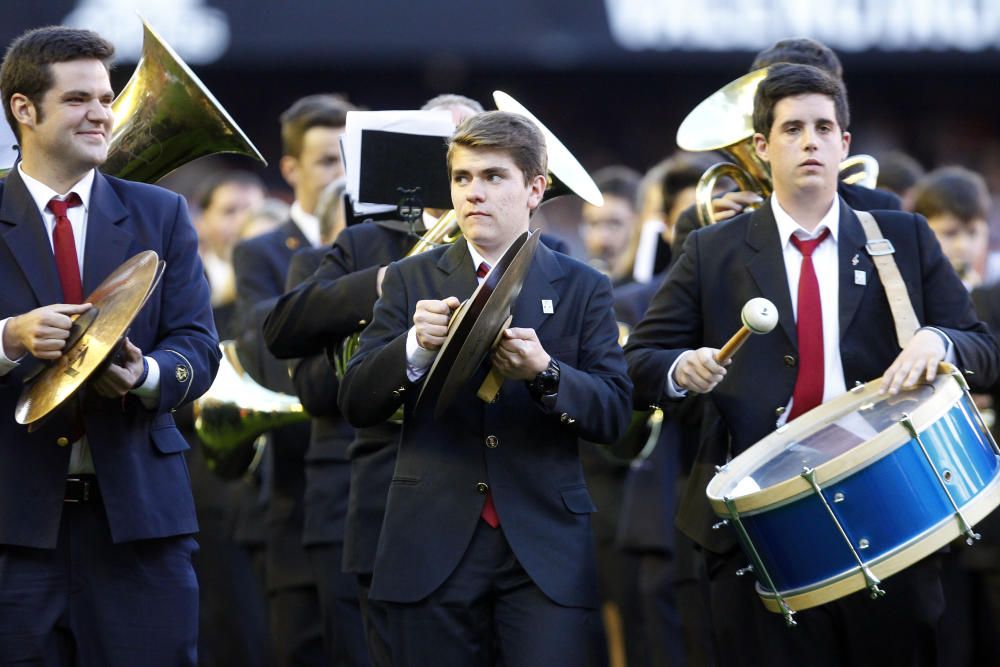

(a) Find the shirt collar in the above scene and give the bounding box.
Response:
[772,193,840,248]
[467,242,490,275]
[289,201,321,248]
[18,164,95,216]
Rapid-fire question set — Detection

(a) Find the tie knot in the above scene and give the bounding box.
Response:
[790,228,831,258]
[47,193,82,218]
[476,262,491,279]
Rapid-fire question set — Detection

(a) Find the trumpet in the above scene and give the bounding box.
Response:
[677,68,878,227]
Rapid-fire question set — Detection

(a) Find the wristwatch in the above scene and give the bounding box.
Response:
[528,358,560,399]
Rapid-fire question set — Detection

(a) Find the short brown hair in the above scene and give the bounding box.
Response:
[750,38,843,80]
[912,166,990,225]
[0,26,114,141]
[280,94,355,158]
[447,111,546,185]
[752,63,849,137]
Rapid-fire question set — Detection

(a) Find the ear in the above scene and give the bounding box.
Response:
[752,132,769,163]
[9,93,36,131]
[279,155,298,189]
[526,173,546,211]
[841,130,852,161]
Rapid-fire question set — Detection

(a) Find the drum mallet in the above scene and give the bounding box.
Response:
[715,298,779,363]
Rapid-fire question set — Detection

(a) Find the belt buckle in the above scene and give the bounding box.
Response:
[65,476,91,503]
[865,238,895,256]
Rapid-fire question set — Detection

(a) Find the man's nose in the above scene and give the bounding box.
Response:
[466,179,485,201]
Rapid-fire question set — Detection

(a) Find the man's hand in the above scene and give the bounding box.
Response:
[3,303,92,360]
[491,328,550,381]
[880,329,947,395]
[673,347,729,393]
[711,191,764,222]
[413,297,461,352]
[92,337,145,398]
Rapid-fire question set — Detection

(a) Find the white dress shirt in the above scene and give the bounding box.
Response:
[290,201,321,248]
[0,165,160,473]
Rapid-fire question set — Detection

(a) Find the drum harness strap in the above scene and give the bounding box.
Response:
[853,210,920,347]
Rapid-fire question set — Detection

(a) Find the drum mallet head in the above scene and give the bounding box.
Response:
[716,298,778,363]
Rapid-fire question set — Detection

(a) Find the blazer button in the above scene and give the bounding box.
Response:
[476,482,489,494]
[485,435,499,449]
[783,355,797,367]
[56,436,70,447]
[775,406,786,417]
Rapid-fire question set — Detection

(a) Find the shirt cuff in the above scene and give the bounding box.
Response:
[921,327,956,364]
[405,327,437,383]
[0,318,24,376]
[665,350,691,399]
[129,356,161,408]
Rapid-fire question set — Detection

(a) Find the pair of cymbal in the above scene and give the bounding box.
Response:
[15,251,164,427]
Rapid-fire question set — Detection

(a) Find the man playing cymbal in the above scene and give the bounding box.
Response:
[339,111,631,666]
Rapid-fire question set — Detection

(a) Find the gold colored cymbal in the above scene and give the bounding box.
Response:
[493,91,604,207]
[15,251,164,425]
[676,68,769,152]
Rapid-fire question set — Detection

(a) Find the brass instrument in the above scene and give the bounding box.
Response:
[677,68,879,227]
[103,19,265,181]
[194,342,309,478]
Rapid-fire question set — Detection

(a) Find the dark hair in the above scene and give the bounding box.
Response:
[592,166,641,209]
[421,94,484,114]
[447,111,546,185]
[280,94,355,158]
[0,26,114,141]
[912,166,990,224]
[658,152,717,216]
[196,170,266,210]
[752,63,850,137]
[751,38,843,79]
[876,151,926,196]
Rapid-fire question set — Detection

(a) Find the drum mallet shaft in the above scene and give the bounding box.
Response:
[715,298,779,363]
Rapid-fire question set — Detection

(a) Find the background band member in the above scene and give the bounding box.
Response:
[0,26,220,665]
[624,63,999,666]
[339,111,632,666]
[232,93,363,667]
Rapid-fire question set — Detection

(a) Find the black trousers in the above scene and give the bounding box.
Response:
[706,547,944,667]
[305,543,369,666]
[380,520,602,667]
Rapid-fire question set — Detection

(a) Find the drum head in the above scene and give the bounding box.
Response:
[707,371,964,512]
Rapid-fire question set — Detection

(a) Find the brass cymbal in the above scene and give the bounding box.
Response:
[15,251,164,425]
[493,91,604,207]
[416,230,541,419]
[676,68,770,152]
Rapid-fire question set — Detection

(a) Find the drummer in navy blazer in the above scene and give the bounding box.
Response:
[0,27,219,665]
[625,63,999,667]
[339,111,632,666]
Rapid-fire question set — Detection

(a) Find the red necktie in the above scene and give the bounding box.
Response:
[47,194,84,304]
[787,229,830,421]
[475,260,501,527]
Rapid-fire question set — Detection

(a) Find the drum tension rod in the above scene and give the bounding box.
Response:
[800,467,886,600]
[950,370,1000,457]
[722,496,797,627]
[900,413,981,546]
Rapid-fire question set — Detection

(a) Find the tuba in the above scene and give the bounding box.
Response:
[677,68,879,227]
[194,342,309,478]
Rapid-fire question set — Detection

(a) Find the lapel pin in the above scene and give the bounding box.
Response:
[542,299,554,314]
[851,253,860,266]
[854,270,866,286]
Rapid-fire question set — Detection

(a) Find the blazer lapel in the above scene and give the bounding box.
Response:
[744,202,797,347]
[512,240,563,334]
[837,199,873,340]
[82,173,132,295]
[0,168,63,306]
[435,237,479,302]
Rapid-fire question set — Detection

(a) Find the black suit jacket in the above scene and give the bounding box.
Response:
[231,220,313,590]
[626,198,999,552]
[339,237,632,607]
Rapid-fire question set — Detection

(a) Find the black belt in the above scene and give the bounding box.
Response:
[64,475,100,503]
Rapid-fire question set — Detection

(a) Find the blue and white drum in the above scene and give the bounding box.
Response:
[706,365,1000,625]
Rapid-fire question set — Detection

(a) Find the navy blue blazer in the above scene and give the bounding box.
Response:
[0,169,220,548]
[339,237,632,607]
[626,197,1000,458]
